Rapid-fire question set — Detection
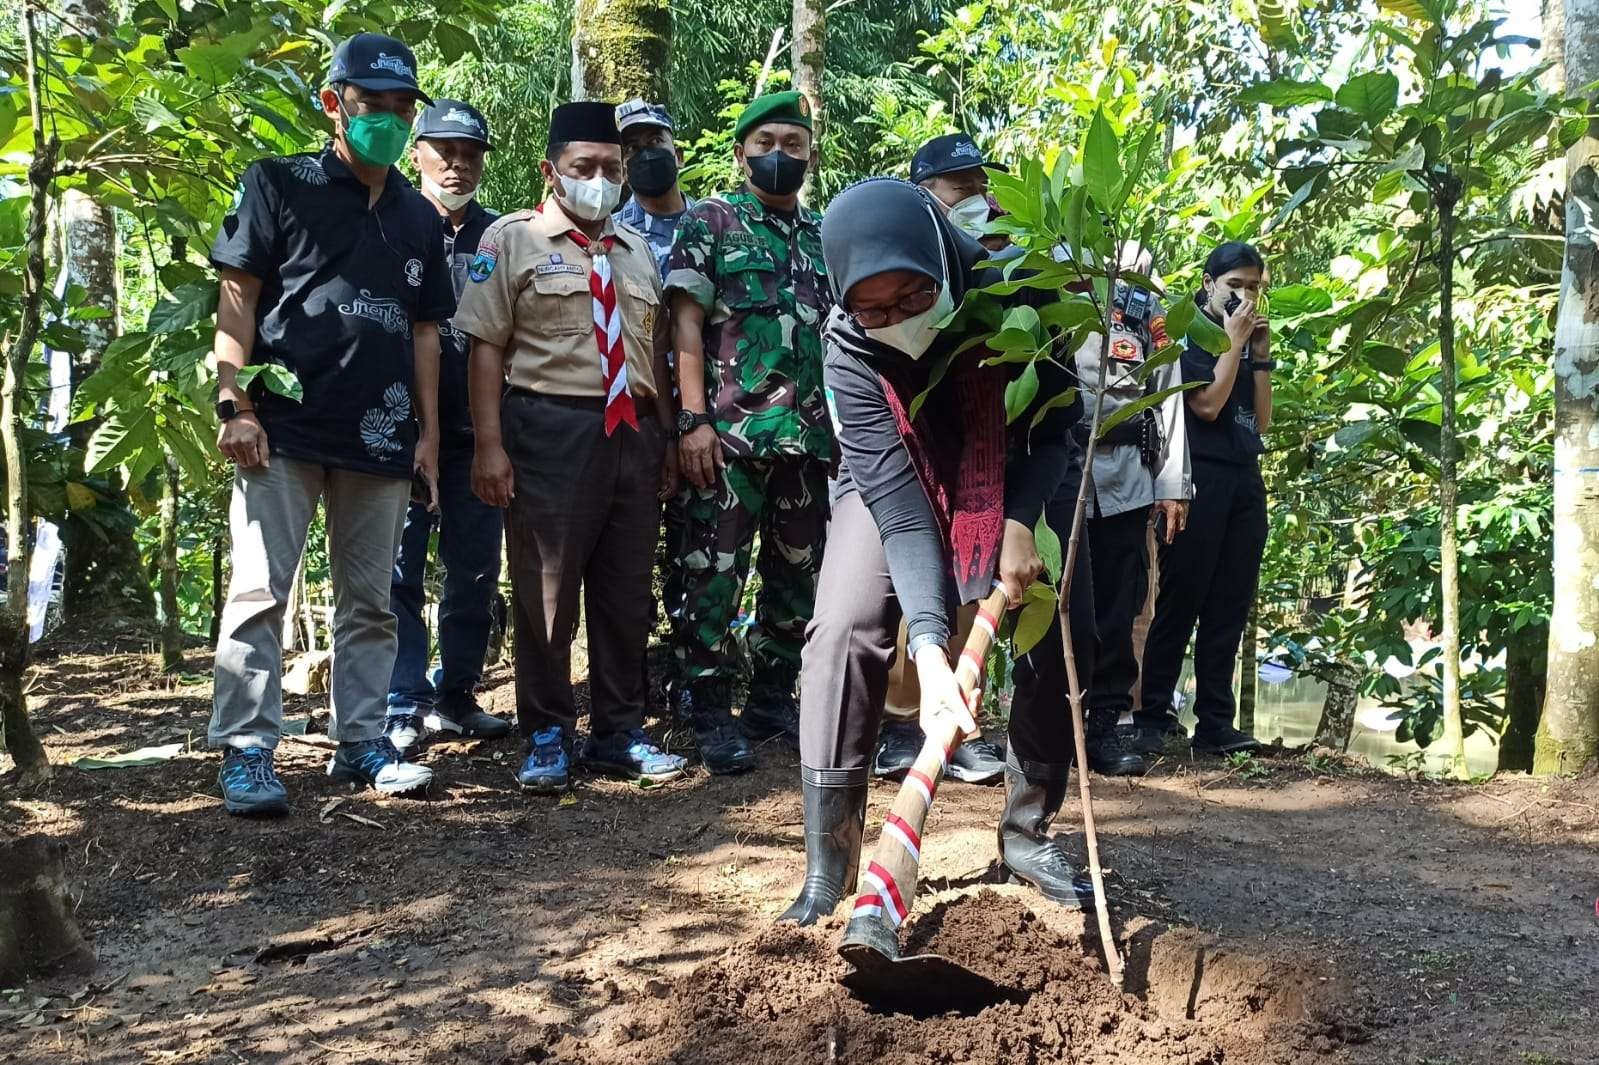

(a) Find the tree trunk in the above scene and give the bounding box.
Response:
[157,454,183,673]
[1537,0,1599,776]
[56,0,155,632]
[1236,602,1257,734]
[792,0,825,201]
[3,7,56,785]
[1313,661,1360,751]
[0,836,94,984]
[1435,179,1468,780]
[570,0,672,103]
[1499,624,1547,773]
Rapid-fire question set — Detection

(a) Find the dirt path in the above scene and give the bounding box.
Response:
[2,651,1596,1064]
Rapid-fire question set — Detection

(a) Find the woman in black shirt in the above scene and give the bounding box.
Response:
[1131,241,1273,755]
[779,178,1098,925]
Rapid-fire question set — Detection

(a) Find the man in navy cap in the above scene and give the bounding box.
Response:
[383,99,514,753]
[911,132,1000,243]
[615,100,696,279]
[207,32,454,815]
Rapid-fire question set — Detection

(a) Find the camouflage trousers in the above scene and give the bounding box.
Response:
[673,457,829,693]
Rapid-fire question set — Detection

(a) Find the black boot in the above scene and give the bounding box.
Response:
[742,670,801,748]
[680,680,756,775]
[778,767,868,925]
[1082,709,1148,776]
[997,750,1086,907]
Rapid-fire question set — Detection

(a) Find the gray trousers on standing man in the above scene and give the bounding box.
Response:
[210,457,409,749]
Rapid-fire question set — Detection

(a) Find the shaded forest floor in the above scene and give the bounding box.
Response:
[2,647,1597,1064]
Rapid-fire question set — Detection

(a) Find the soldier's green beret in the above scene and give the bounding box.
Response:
[734,90,813,142]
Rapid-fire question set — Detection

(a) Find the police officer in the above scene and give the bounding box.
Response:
[666,91,832,774]
[1072,243,1191,775]
[456,101,684,794]
[383,99,512,753]
[209,33,453,814]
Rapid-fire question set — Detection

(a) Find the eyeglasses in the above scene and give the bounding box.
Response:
[848,288,937,329]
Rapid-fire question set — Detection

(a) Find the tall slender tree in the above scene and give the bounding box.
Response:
[571,0,672,103]
[1537,0,1599,775]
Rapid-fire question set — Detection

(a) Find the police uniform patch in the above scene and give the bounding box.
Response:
[1111,338,1140,361]
[1150,315,1169,348]
[468,250,497,282]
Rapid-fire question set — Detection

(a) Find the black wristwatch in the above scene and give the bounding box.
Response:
[676,409,714,435]
[215,399,253,422]
[1249,359,1277,373]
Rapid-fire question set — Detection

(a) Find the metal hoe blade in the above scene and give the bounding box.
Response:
[839,940,1012,1013]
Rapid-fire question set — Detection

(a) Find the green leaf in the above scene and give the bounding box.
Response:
[433,22,478,63]
[1002,304,1042,338]
[1004,361,1040,425]
[1363,344,1410,376]
[1268,284,1334,317]
[1376,0,1430,20]
[74,743,184,770]
[1238,80,1333,108]
[1335,71,1400,126]
[1012,583,1057,657]
[1333,420,1380,451]
[1097,382,1201,438]
[236,363,305,402]
[1163,295,1196,341]
[1027,387,1079,432]
[1377,140,1426,175]
[1082,108,1121,211]
[65,482,98,511]
[1038,299,1098,334]
[153,0,179,20]
[1034,514,1062,586]
[86,409,158,474]
[148,282,218,334]
[1183,306,1231,356]
[1256,0,1299,49]
[1398,417,1441,456]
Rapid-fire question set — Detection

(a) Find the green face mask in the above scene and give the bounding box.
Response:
[339,102,412,168]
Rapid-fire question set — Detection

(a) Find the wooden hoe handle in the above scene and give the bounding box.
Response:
[847,586,1010,930]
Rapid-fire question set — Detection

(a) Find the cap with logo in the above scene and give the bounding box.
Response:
[733,90,812,142]
[910,132,1001,185]
[546,101,621,149]
[616,99,674,134]
[327,32,433,105]
[416,99,494,150]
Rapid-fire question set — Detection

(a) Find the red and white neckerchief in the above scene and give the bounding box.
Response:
[563,226,638,435]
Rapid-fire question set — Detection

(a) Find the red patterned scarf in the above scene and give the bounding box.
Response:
[563,226,638,435]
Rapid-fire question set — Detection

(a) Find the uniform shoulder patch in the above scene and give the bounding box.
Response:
[468,210,536,283]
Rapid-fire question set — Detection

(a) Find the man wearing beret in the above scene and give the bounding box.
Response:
[208,33,452,814]
[665,90,832,774]
[383,99,515,754]
[457,101,684,794]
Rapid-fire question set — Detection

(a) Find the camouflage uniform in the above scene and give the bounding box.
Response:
[665,190,833,698]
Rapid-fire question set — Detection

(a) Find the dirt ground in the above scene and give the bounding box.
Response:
[2,648,1597,1065]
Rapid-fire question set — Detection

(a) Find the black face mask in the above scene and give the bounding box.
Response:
[745,150,808,196]
[1223,292,1242,316]
[627,147,679,198]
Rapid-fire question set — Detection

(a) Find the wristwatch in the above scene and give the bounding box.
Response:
[676,409,714,435]
[215,399,253,422]
[1249,359,1277,372]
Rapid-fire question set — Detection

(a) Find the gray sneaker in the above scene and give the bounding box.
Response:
[219,747,290,816]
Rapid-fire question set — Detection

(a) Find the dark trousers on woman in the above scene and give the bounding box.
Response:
[501,391,665,739]
[1136,457,1267,738]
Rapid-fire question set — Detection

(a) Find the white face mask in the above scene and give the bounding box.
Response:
[422,175,476,212]
[946,194,990,239]
[864,283,956,360]
[558,172,622,221]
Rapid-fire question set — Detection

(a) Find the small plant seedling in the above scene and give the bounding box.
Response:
[1224,751,1272,780]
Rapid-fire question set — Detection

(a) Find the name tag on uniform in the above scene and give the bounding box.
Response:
[536,261,585,277]
[722,231,761,248]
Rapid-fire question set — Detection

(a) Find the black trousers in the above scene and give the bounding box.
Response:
[1085,503,1150,719]
[1136,457,1267,737]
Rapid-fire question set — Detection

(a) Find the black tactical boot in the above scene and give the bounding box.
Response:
[680,680,756,775]
[778,767,868,925]
[1082,709,1148,776]
[997,750,1087,907]
[741,672,801,748]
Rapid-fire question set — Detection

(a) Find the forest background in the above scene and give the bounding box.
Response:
[0,0,1592,785]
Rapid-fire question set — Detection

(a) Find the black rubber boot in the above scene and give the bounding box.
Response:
[1083,708,1148,776]
[680,680,756,775]
[997,750,1086,907]
[778,767,868,925]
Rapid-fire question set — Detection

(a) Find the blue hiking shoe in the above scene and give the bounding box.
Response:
[516,727,571,793]
[327,737,434,795]
[582,728,688,784]
[219,746,290,817]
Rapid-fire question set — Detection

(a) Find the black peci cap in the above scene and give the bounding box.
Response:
[547,101,622,148]
[910,132,999,184]
[416,99,493,149]
[327,32,432,105]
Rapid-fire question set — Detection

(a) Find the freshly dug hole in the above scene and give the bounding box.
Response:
[537,889,1350,1065]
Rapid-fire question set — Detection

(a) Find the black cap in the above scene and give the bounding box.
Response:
[327,33,432,105]
[547,101,621,148]
[910,132,995,184]
[416,99,493,150]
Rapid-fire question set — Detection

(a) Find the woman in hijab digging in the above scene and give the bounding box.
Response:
[779,178,1103,925]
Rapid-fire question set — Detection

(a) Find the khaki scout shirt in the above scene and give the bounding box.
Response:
[454,196,667,399]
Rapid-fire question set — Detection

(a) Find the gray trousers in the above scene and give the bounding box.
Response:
[210,456,409,750]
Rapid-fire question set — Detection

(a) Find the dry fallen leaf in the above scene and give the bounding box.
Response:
[319,797,347,823]
[338,810,385,830]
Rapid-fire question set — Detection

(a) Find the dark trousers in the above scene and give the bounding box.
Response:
[502,392,665,738]
[799,485,1094,776]
[1137,457,1267,736]
[1084,503,1150,719]
[387,437,504,715]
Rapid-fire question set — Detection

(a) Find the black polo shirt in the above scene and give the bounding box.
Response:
[1181,294,1264,467]
[437,199,498,443]
[210,143,455,479]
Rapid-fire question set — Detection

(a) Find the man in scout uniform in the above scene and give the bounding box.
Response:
[1074,243,1191,775]
[383,98,514,753]
[208,33,453,815]
[666,90,832,775]
[455,101,684,794]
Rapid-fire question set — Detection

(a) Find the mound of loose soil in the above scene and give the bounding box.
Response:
[528,890,1345,1065]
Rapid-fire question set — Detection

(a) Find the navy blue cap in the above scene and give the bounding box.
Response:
[616,99,673,133]
[416,99,493,149]
[327,33,433,105]
[910,132,997,184]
